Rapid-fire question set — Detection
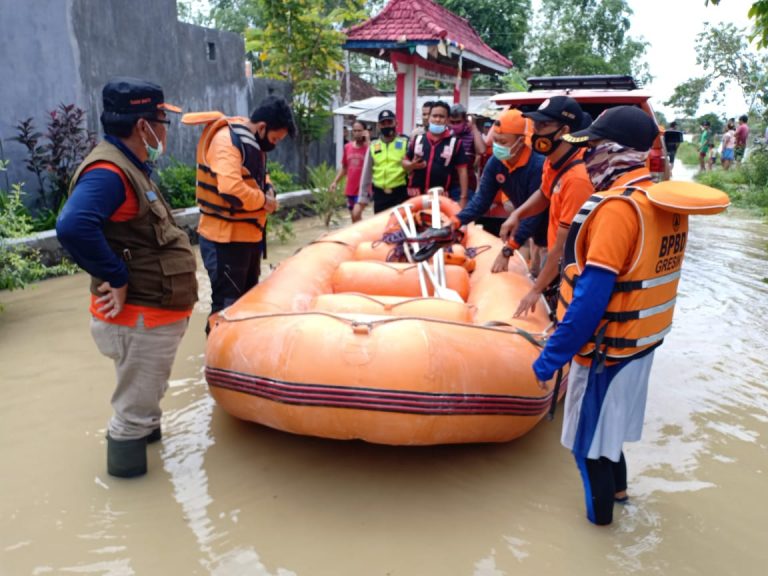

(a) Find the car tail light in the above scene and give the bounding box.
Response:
[649,151,664,173]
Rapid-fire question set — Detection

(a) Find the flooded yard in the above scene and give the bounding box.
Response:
[2,201,767,575]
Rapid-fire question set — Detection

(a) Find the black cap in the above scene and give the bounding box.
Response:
[378,109,396,122]
[523,96,584,129]
[563,106,659,152]
[101,77,181,122]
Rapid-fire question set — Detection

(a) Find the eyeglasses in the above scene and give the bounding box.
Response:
[145,117,171,125]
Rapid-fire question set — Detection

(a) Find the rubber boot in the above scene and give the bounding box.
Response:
[107,435,147,478]
[145,427,162,444]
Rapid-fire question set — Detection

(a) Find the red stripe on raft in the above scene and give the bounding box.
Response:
[205,367,563,416]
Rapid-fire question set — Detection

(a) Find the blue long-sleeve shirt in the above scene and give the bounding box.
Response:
[457,154,548,247]
[56,136,154,288]
[532,265,617,381]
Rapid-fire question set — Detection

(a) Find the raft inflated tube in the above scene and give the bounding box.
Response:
[332,260,470,300]
[311,293,474,323]
[645,181,731,215]
[354,241,393,261]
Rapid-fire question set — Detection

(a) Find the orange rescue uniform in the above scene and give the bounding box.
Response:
[539,149,593,249]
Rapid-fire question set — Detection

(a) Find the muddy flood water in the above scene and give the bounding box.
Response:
[2,193,767,575]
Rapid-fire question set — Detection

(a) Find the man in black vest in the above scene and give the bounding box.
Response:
[403,101,469,206]
[57,78,198,478]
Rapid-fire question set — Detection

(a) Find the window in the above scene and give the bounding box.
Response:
[207,42,216,61]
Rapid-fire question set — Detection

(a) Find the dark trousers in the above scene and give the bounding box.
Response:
[373,185,409,213]
[574,452,628,525]
[199,237,262,318]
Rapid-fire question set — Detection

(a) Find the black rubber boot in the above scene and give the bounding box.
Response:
[145,427,162,444]
[107,435,147,478]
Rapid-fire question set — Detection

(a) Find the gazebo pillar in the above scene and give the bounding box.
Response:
[454,73,472,106]
[392,52,474,135]
[393,56,418,135]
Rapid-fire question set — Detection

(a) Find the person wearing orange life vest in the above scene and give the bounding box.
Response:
[57,78,197,478]
[532,106,729,526]
[191,96,295,329]
[491,96,594,318]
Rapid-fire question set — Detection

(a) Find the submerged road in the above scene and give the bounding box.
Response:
[1,182,767,575]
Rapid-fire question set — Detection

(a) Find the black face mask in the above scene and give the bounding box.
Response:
[531,127,562,156]
[380,126,395,138]
[257,130,276,152]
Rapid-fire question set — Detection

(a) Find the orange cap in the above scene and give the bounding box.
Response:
[495,109,531,137]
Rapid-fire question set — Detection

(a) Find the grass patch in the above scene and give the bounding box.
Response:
[676,142,700,166]
[695,148,768,217]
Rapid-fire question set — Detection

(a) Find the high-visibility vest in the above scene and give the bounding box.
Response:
[187,112,269,243]
[369,136,408,190]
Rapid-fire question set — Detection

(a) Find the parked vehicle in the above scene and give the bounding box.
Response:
[491,75,671,182]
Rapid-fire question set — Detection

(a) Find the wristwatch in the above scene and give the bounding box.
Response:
[501,245,515,258]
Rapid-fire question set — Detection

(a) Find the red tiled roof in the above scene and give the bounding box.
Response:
[346,0,513,70]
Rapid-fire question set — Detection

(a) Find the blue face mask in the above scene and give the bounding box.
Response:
[492,142,512,161]
[428,123,447,135]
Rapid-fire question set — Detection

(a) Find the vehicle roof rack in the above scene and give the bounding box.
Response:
[527,75,639,91]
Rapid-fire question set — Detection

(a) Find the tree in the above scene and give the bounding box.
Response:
[708,0,768,49]
[747,0,768,47]
[527,0,650,84]
[246,0,366,182]
[668,22,768,117]
[664,77,712,117]
[696,22,768,113]
[434,0,531,70]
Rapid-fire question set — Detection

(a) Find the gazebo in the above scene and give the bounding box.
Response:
[343,0,513,135]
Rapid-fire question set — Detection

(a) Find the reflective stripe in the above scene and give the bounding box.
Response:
[614,270,681,293]
[603,324,672,350]
[603,296,676,321]
[572,199,601,224]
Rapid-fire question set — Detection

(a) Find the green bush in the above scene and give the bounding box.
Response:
[268,208,297,244]
[156,158,196,209]
[267,160,300,193]
[0,177,77,293]
[695,148,768,216]
[308,162,346,227]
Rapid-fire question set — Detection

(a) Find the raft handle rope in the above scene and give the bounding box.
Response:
[218,309,550,344]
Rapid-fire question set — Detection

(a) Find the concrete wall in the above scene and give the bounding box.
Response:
[0,0,334,208]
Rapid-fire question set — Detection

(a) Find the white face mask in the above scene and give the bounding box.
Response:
[142,121,164,162]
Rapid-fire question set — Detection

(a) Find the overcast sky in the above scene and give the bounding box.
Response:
[530,0,758,119]
[628,0,757,119]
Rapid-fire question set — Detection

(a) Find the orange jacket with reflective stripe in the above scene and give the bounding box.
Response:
[194,115,271,243]
[558,170,687,362]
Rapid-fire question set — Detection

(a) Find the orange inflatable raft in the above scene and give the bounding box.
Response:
[205,196,564,445]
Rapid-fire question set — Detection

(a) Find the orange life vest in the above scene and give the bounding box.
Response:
[185,112,269,242]
[558,177,729,362]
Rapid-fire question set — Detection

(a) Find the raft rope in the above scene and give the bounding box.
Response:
[216,309,549,349]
